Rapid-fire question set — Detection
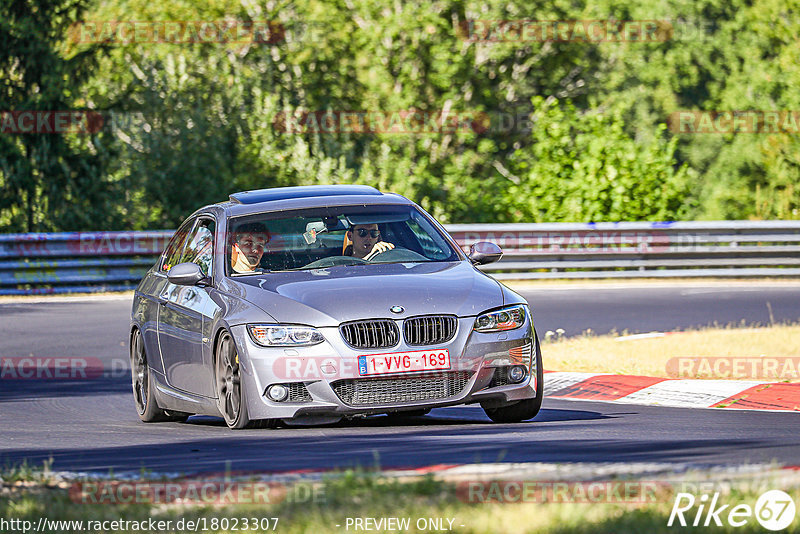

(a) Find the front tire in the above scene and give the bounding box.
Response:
[483,332,544,423]
[130,329,188,423]
[215,331,277,429]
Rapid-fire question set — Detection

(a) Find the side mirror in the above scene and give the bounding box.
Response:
[468,242,503,265]
[168,262,208,286]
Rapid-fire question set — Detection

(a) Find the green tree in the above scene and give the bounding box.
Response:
[4,0,797,231]
[506,97,692,222]
[0,0,113,231]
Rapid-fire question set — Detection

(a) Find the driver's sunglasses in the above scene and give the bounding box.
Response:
[356,229,381,238]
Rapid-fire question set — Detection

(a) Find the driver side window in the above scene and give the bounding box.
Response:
[160,223,193,272]
[180,219,216,276]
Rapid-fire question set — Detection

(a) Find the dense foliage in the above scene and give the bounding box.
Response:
[1,0,798,231]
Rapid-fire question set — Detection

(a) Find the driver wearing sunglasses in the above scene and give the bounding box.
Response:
[345,223,395,260]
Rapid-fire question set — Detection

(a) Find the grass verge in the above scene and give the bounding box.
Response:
[541,323,800,380]
[2,464,798,533]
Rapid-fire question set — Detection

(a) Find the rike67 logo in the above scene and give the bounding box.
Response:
[668,490,796,531]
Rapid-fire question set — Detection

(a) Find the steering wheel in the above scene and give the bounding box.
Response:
[365,247,428,262]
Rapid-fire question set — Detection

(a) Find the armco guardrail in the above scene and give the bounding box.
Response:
[1,221,800,295]
[0,232,172,295]
[448,221,800,280]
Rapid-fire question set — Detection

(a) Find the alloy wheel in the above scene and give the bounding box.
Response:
[131,330,148,415]
[216,333,241,425]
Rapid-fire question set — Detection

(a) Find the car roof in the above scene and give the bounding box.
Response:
[229,184,383,204]
[207,185,414,218]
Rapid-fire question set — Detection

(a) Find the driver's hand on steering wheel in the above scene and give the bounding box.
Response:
[363,242,395,261]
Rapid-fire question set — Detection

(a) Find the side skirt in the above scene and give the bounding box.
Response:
[151,370,221,417]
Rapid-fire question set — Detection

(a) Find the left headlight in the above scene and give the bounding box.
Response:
[473,304,528,333]
[247,324,324,346]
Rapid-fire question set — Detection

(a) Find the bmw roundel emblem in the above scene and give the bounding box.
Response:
[390,305,405,314]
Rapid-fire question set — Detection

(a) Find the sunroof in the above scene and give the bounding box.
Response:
[229,185,383,205]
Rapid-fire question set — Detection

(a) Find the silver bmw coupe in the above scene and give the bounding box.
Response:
[130,185,543,429]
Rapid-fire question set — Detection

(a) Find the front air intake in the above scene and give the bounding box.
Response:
[331,372,473,406]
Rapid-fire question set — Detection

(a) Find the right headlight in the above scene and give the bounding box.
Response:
[247,324,324,346]
[473,304,527,333]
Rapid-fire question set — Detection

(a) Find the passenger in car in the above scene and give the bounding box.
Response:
[344,223,395,260]
[231,222,270,273]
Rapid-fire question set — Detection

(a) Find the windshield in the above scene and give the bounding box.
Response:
[226,204,461,275]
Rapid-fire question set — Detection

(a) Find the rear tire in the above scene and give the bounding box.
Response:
[130,329,189,423]
[483,332,544,423]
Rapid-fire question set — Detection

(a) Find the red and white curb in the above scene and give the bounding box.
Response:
[544,371,800,411]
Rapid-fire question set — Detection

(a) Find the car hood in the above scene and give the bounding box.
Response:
[223,261,504,327]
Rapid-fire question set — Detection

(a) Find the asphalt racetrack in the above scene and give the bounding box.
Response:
[1,282,799,474]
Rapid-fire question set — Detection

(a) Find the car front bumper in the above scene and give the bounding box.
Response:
[232,316,537,421]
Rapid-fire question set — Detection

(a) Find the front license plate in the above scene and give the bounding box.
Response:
[358,349,451,376]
